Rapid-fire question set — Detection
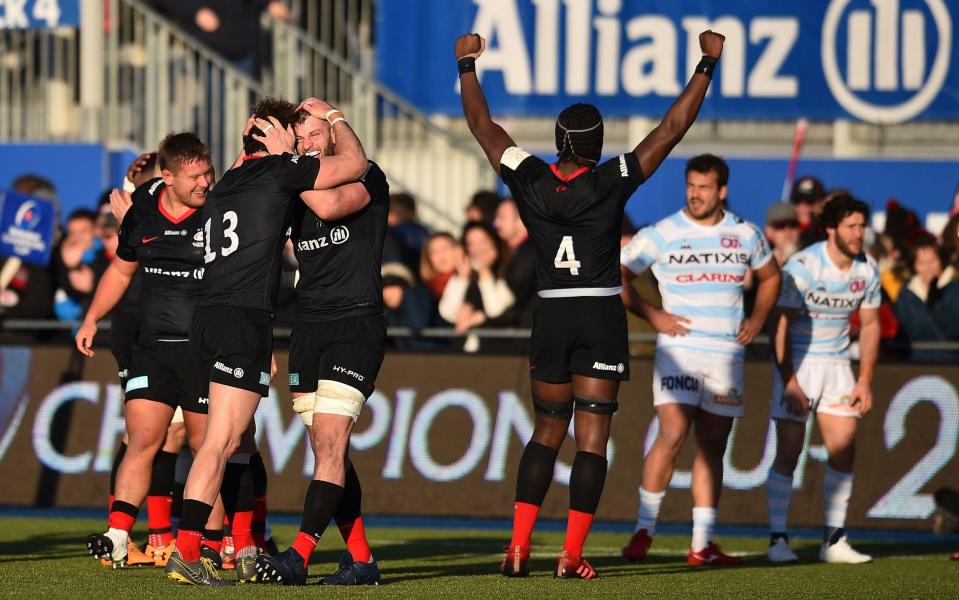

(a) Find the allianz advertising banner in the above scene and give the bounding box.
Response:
[1,348,957,530]
[377,0,958,123]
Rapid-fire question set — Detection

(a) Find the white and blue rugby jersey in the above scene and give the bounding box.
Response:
[621,210,772,355]
[777,241,880,362]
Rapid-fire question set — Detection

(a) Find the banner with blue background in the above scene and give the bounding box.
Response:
[0,191,56,266]
[377,0,958,123]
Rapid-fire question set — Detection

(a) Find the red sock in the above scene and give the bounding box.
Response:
[108,509,136,533]
[108,494,114,513]
[509,502,540,552]
[291,531,318,564]
[230,510,255,553]
[253,496,267,547]
[562,510,594,557]
[337,516,372,562]
[201,538,222,553]
[146,495,173,546]
[176,529,203,563]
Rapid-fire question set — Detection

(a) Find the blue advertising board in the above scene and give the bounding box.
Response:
[0,190,56,265]
[377,0,958,123]
[0,0,79,29]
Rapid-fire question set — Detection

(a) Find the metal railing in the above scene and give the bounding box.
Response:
[267,20,495,230]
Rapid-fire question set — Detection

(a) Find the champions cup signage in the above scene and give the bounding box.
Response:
[377,0,958,123]
[1,349,957,529]
[0,190,56,265]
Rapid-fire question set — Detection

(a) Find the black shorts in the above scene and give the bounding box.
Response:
[529,294,630,384]
[109,311,140,386]
[289,315,385,397]
[191,305,273,397]
[124,337,208,414]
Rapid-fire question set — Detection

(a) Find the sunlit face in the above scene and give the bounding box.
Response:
[685,170,726,221]
[67,218,95,246]
[295,115,334,157]
[913,246,943,283]
[465,228,497,270]
[493,200,525,245]
[162,159,211,208]
[427,236,457,274]
[829,212,867,259]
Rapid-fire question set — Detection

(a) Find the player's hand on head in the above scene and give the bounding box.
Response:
[649,309,690,337]
[455,33,485,60]
[736,316,762,346]
[699,30,725,59]
[127,152,156,182]
[252,116,296,155]
[297,98,336,120]
[851,380,873,415]
[75,320,97,358]
[110,188,133,223]
[243,115,256,137]
[783,376,809,417]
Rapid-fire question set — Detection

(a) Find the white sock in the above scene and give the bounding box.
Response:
[823,466,853,529]
[766,468,794,535]
[691,507,716,552]
[636,487,665,535]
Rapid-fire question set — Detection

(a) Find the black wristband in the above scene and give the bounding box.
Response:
[457,57,476,75]
[695,56,718,79]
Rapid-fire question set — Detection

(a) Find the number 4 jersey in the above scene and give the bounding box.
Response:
[199,153,320,312]
[499,147,645,297]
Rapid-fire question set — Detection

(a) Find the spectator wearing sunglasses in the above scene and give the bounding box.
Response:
[764,202,801,267]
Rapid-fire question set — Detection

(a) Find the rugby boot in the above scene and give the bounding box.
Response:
[87,529,128,569]
[500,544,529,577]
[554,551,597,579]
[254,548,309,586]
[688,542,745,566]
[165,550,233,586]
[319,552,381,585]
[149,540,176,567]
[622,529,653,562]
[235,549,260,584]
[819,536,871,564]
[125,540,155,567]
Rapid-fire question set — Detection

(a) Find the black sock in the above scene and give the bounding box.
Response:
[334,464,362,525]
[220,462,254,516]
[179,500,213,533]
[172,483,185,520]
[203,527,224,543]
[250,453,268,497]
[110,442,127,495]
[770,532,789,545]
[110,500,139,519]
[824,526,845,545]
[568,451,608,514]
[299,480,345,541]
[149,450,178,496]
[515,442,559,506]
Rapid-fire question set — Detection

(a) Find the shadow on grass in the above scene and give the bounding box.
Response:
[0,531,93,563]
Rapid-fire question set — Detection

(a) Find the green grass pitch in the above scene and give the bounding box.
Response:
[0,516,956,599]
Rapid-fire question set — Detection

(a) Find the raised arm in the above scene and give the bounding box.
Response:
[300,181,371,222]
[632,31,725,179]
[456,34,515,174]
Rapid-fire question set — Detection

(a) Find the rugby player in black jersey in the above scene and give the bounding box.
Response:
[456,30,725,578]
[254,106,389,587]
[166,97,367,586]
[76,133,222,569]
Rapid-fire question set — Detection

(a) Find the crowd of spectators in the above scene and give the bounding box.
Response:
[2,170,958,360]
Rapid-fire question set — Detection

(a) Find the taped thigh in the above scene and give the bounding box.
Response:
[314,379,366,423]
[292,392,316,427]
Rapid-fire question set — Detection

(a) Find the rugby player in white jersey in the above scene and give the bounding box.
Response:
[620,154,781,565]
[764,193,880,564]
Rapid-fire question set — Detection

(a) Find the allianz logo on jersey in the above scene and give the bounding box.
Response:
[142,266,204,280]
[593,361,624,374]
[214,361,244,379]
[164,229,188,236]
[296,225,350,251]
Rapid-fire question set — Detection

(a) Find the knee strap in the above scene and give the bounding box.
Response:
[575,396,619,415]
[292,393,316,427]
[314,380,366,423]
[532,394,573,419]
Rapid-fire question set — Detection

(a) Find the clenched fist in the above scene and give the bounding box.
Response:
[455,33,486,60]
[699,30,725,59]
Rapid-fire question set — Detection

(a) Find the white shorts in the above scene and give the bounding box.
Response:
[770,360,860,423]
[652,347,745,418]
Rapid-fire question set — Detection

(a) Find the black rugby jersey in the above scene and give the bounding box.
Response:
[116,178,205,338]
[198,153,320,312]
[292,161,389,322]
[499,147,645,295]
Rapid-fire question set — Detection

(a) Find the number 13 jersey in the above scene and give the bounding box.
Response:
[199,153,320,312]
[498,147,645,297]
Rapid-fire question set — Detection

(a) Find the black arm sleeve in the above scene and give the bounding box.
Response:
[270,154,322,194]
[596,153,646,207]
